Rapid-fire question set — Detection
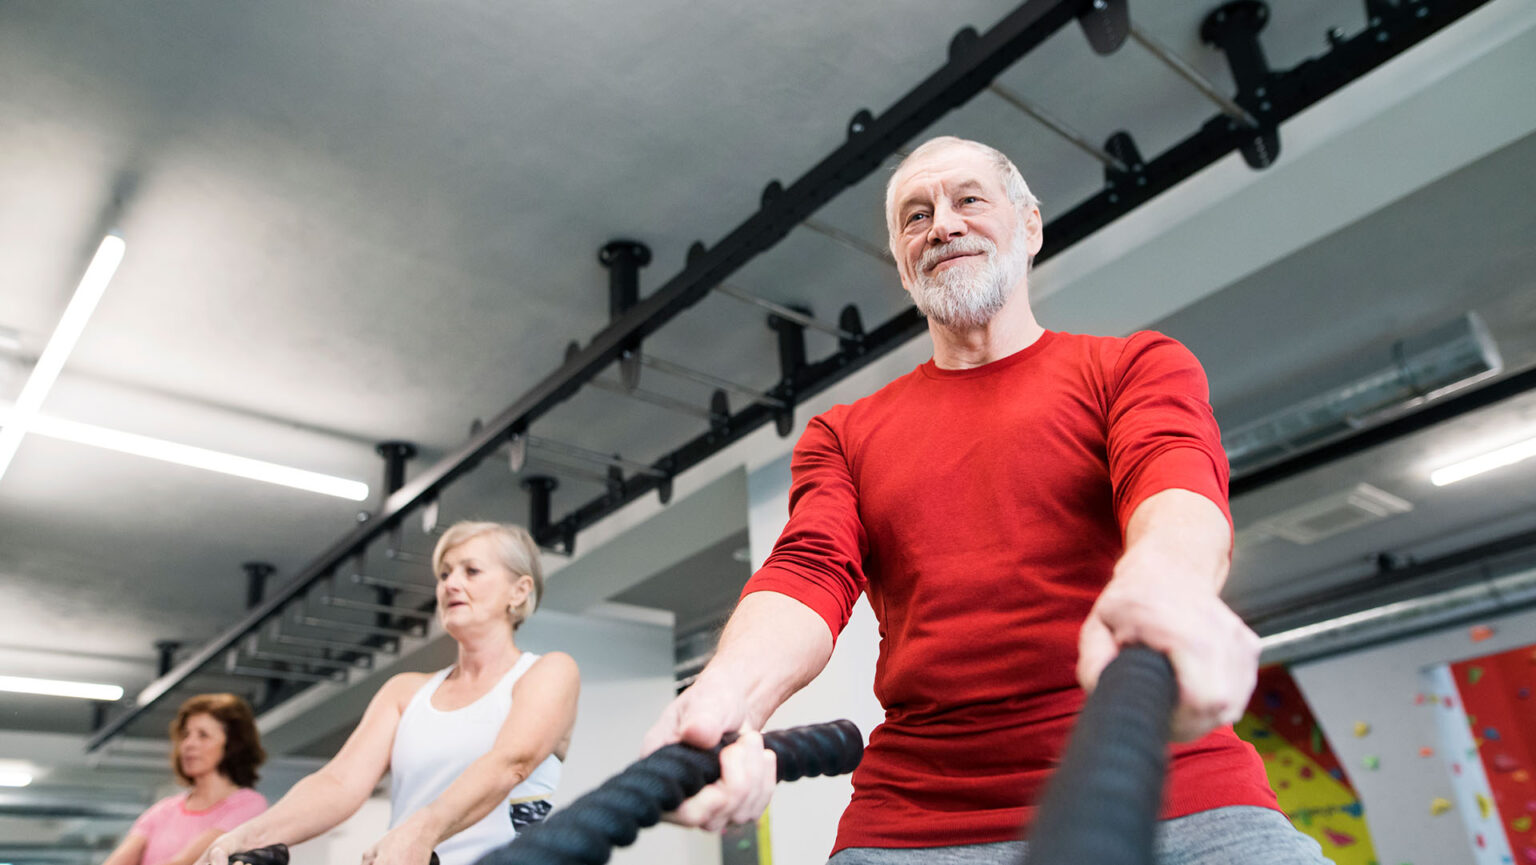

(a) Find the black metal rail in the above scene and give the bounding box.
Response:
[88,0,1493,750]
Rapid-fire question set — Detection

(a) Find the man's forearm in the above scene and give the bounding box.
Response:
[694,591,835,726]
[1116,488,1231,593]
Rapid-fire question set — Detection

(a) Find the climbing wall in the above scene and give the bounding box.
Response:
[1422,638,1536,864]
[1238,665,1379,863]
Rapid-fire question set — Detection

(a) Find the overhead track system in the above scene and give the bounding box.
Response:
[88,0,1493,750]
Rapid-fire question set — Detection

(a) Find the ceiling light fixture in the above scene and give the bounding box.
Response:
[0,234,126,482]
[0,674,124,702]
[0,410,370,501]
[1430,433,1536,487]
[0,771,32,788]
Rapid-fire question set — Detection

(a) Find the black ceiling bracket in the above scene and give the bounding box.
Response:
[709,389,731,438]
[599,240,653,390]
[1200,0,1280,168]
[521,475,559,549]
[154,640,182,677]
[838,305,867,356]
[769,311,809,437]
[1101,131,1147,206]
[1078,0,1129,55]
[242,561,275,610]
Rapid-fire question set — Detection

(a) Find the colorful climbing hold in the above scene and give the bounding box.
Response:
[1310,724,1323,755]
[1444,696,1454,708]
[1479,793,1493,819]
[1513,815,1532,833]
[1492,753,1520,773]
[1299,765,1315,779]
[1469,666,1485,685]
[1515,769,1530,783]
[1485,727,1502,741]
[1363,755,1380,770]
[1431,797,1453,816]
[1415,692,1427,705]
[1264,690,1283,709]
[1470,624,1495,642]
[1419,746,1435,758]
[1354,721,1371,737]
[1323,828,1357,847]
[1343,801,1363,818]
[1519,687,1530,700]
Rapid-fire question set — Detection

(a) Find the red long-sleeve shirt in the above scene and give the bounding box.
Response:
[744,329,1277,853]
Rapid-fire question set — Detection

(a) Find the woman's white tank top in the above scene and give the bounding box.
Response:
[389,652,563,865]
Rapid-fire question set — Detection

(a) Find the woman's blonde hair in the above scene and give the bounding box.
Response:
[431,521,544,629]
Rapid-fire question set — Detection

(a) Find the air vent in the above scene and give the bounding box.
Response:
[1255,483,1413,545]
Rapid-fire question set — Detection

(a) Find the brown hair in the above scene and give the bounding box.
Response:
[169,693,266,787]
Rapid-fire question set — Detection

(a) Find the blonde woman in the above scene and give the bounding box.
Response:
[206,522,579,865]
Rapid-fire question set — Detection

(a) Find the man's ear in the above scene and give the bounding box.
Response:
[1024,206,1044,258]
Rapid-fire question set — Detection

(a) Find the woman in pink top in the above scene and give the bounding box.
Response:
[102,693,269,865]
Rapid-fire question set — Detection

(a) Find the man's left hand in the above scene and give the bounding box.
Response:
[1076,550,1259,742]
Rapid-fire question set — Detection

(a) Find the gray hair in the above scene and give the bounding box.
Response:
[884,136,1040,240]
[431,521,543,630]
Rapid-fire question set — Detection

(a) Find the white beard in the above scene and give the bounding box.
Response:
[909,228,1030,329]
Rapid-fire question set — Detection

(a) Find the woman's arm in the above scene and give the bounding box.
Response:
[204,673,425,864]
[100,831,147,865]
[367,654,580,863]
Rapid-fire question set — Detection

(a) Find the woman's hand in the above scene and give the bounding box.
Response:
[361,820,437,865]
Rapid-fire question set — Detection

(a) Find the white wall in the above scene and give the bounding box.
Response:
[746,454,885,865]
[1291,604,1536,865]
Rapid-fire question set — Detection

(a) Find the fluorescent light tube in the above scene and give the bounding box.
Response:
[0,770,32,787]
[0,674,124,701]
[0,234,126,481]
[1430,434,1536,486]
[0,410,369,501]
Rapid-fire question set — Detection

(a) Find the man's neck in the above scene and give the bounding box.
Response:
[928,291,1044,370]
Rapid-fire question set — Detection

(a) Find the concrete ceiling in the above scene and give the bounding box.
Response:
[3,0,1536,840]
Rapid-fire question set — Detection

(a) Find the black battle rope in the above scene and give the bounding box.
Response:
[477,719,864,865]
[228,844,439,865]
[1023,645,1178,865]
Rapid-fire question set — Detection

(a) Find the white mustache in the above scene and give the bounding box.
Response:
[919,236,996,273]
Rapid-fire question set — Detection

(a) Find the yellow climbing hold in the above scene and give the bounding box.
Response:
[1512,815,1532,832]
[1353,721,1371,738]
[1430,797,1453,816]
[1477,793,1491,819]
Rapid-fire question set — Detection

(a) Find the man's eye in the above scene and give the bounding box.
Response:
[906,212,927,225]
[960,196,979,205]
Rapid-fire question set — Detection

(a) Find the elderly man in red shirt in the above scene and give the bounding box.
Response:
[644,136,1326,864]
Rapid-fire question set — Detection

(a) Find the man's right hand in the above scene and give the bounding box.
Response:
[640,682,777,832]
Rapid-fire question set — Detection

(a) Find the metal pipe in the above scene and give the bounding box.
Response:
[714,283,858,341]
[243,647,362,671]
[266,623,386,654]
[587,376,715,421]
[318,595,433,619]
[351,572,436,594]
[1127,23,1257,127]
[292,613,425,638]
[639,354,788,409]
[384,548,432,565]
[986,83,1128,171]
[801,218,891,265]
[1259,567,1536,665]
[523,457,614,487]
[524,435,666,478]
[225,664,341,684]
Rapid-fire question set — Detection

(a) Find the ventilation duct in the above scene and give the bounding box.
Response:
[1224,312,1502,476]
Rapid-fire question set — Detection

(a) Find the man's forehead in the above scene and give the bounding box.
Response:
[893,148,1002,197]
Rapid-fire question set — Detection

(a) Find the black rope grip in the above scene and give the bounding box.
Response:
[228,844,440,865]
[1023,646,1177,865]
[477,719,864,865]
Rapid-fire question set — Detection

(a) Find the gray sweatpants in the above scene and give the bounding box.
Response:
[826,806,1334,865]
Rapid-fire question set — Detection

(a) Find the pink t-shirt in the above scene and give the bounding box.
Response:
[129,788,267,864]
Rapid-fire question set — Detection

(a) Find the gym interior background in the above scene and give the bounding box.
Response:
[3,1,1535,863]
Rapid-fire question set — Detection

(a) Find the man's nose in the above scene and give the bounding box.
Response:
[927,203,966,243]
